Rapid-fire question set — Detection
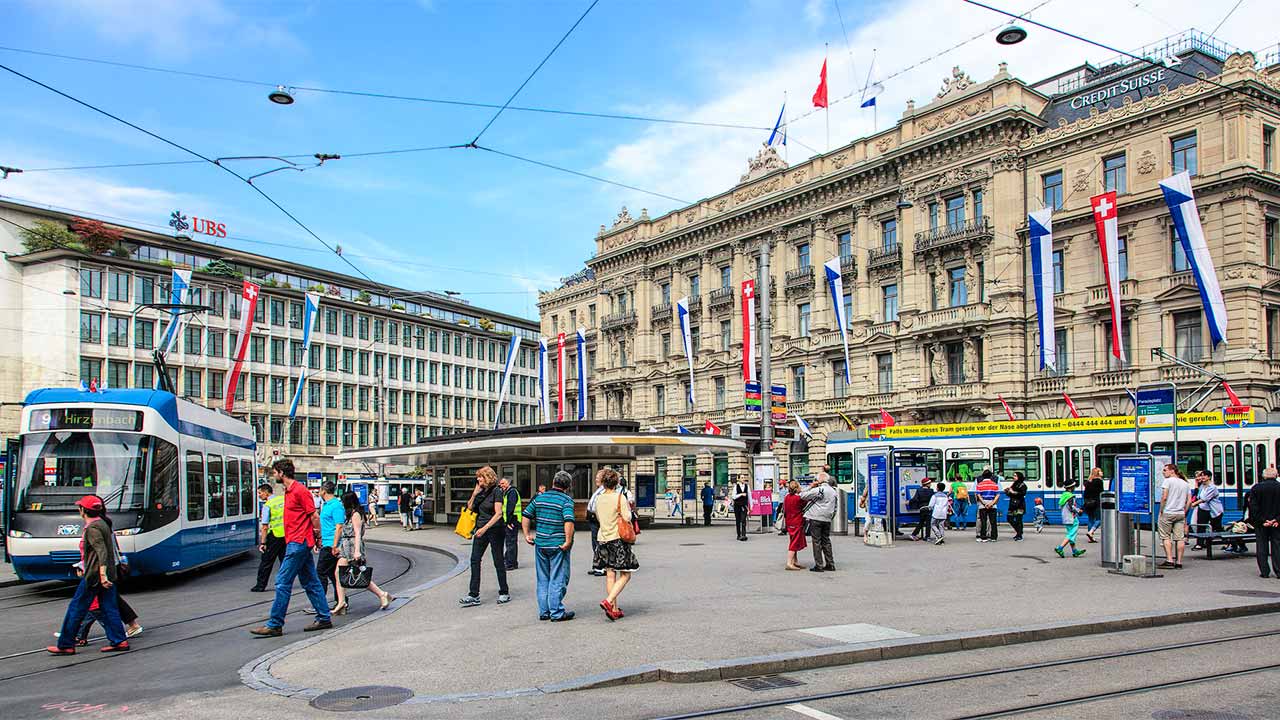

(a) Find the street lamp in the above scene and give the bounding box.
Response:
[995,23,1028,45]
[268,86,295,105]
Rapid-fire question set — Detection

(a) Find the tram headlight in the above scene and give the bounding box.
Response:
[113,528,141,536]
[7,529,31,538]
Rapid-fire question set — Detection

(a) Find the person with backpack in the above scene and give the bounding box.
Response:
[499,477,522,571]
[950,474,970,530]
[1054,479,1087,558]
[907,480,934,542]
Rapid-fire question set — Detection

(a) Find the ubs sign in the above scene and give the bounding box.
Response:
[1068,68,1166,110]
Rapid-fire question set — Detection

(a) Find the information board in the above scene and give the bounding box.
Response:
[745,381,762,412]
[867,453,888,517]
[750,490,774,516]
[1136,387,1176,428]
[770,385,787,422]
[1116,454,1154,515]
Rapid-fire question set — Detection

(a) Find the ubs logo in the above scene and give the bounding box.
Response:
[57,524,81,536]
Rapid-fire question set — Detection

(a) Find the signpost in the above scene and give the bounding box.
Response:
[745,382,762,412]
[1115,454,1159,577]
[770,385,787,422]
[1133,381,1178,579]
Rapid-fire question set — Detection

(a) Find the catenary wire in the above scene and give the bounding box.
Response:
[1210,0,1247,38]
[472,144,693,205]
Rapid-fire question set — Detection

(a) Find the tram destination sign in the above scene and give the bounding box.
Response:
[29,408,143,432]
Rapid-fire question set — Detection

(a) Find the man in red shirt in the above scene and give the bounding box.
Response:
[251,459,333,636]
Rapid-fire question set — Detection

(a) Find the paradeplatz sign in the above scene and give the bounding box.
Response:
[873,410,1254,440]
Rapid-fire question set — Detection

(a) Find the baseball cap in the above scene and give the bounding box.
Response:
[75,495,105,512]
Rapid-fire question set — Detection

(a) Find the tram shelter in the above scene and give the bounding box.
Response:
[334,421,746,524]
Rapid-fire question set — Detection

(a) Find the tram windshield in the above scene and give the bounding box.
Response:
[17,431,149,512]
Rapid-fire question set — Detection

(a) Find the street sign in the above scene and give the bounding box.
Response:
[1116,454,1154,515]
[1135,387,1175,428]
[745,381,762,411]
[770,385,787,422]
[867,453,888,517]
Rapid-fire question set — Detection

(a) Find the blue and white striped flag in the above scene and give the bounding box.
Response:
[1161,171,1227,346]
[493,334,522,429]
[676,425,693,435]
[157,268,191,355]
[288,292,320,419]
[576,328,587,420]
[860,82,884,108]
[824,258,851,384]
[677,297,695,408]
[796,413,813,438]
[1028,208,1056,371]
[767,103,787,147]
[537,338,551,423]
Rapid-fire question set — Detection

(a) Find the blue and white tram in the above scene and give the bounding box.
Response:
[7,388,258,582]
[826,411,1277,528]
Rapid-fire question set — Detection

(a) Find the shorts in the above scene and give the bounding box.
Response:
[1158,513,1186,542]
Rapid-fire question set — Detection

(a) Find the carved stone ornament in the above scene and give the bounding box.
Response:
[913,166,989,198]
[930,343,947,385]
[1072,168,1090,193]
[613,206,634,228]
[991,149,1024,173]
[875,136,896,153]
[963,338,979,382]
[832,153,850,169]
[936,66,977,100]
[918,96,992,134]
[740,143,789,183]
[1137,149,1157,175]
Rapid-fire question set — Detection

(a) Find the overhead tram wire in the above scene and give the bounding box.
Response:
[1210,0,1247,37]
[472,145,693,205]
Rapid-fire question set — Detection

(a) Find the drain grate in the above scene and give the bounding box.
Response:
[1220,589,1280,598]
[1152,711,1250,720]
[678,543,705,547]
[311,685,414,712]
[729,675,806,692]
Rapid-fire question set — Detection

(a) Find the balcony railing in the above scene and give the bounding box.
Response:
[651,302,672,324]
[914,382,985,403]
[708,286,735,309]
[1032,377,1068,395]
[840,253,856,275]
[1092,369,1133,388]
[913,302,989,332]
[601,311,637,332]
[685,296,702,314]
[785,266,815,296]
[913,216,993,254]
[866,320,899,337]
[867,243,901,270]
[1087,278,1138,305]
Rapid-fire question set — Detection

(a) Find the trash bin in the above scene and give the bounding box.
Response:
[1100,491,1134,568]
[832,489,848,536]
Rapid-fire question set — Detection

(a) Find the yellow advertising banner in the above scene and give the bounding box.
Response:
[874,410,1254,440]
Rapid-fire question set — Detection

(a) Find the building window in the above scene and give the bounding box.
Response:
[797,243,811,269]
[881,219,898,249]
[946,342,965,384]
[948,267,967,307]
[185,326,202,355]
[1265,125,1275,171]
[108,271,129,302]
[882,284,899,322]
[973,189,984,221]
[1265,218,1278,267]
[80,268,103,299]
[1172,229,1191,272]
[135,275,154,305]
[945,195,965,229]
[660,282,671,305]
[108,360,128,389]
[719,265,731,289]
[876,353,893,394]
[80,312,102,343]
[619,340,627,367]
[1173,310,1203,362]
[837,231,852,258]
[1268,308,1280,357]
[270,338,285,366]
[683,381,692,411]
[1117,236,1129,280]
[1095,152,1126,193]
[714,377,726,410]
[655,386,665,416]
[1105,320,1132,371]
[832,361,847,398]
[1052,328,1069,376]
[1042,171,1064,210]
[719,320,731,351]
[342,312,354,337]
[1052,250,1065,294]
[250,336,265,363]
[928,202,939,231]
[184,369,203,399]
[688,274,700,299]
[791,366,806,402]
[797,303,811,338]
[133,363,153,389]
[108,316,129,347]
[135,319,154,350]
[250,375,265,403]
[842,294,853,327]
[1172,133,1198,175]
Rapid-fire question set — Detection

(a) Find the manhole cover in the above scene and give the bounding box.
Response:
[311,685,414,712]
[679,543,705,546]
[1152,711,1250,720]
[729,675,805,691]
[1221,589,1280,598]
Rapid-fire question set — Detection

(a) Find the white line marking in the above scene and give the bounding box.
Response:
[786,703,845,720]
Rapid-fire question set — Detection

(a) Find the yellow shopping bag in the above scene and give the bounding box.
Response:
[454,507,477,539]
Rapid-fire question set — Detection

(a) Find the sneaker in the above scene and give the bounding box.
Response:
[1054,547,1066,558]
[46,646,75,656]
[250,625,283,637]
[809,566,825,572]
[249,586,267,592]
[550,611,576,622]
[1072,549,1087,558]
[975,537,984,543]
[539,613,551,621]
[126,624,144,638]
[934,538,945,545]
[459,595,482,607]
[100,641,130,653]
[497,594,512,604]
[303,621,333,632]
[1158,561,1177,569]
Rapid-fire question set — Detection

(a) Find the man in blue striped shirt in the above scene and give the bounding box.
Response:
[523,471,577,622]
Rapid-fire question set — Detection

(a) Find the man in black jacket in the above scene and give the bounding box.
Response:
[908,481,934,542]
[1250,466,1280,578]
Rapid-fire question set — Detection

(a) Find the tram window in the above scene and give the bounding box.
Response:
[241,460,255,510]
[1224,445,1237,487]
[1055,450,1066,488]
[1070,450,1080,484]
[828,453,853,485]
[1043,451,1053,487]
[1243,445,1255,487]
[944,452,990,486]
[994,448,1040,484]
[207,455,224,520]
[1154,442,1206,478]
[186,452,205,521]
[1258,445,1268,480]
[148,438,179,526]
[1083,450,1091,477]
[1212,445,1225,486]
[226,458,240,516]
[1095,443,1147,486]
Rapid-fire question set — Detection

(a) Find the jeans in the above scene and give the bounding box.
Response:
[400,512,412,529]
[952,499,968,529]
[1009,511,1025,539]
[468,526,509,597]
[912,511,931,540]
[978,508,999,540]
[1085,506,1101,533]
[76,594,138,639]
[733,503,748,539]
[1257,526,1280,577]
[809,520,834,568]
[255,534,286,590]
[703,504,713,526]
[535,546,570,619]
[504,523,520,569]
[269,541,331,628]
[930,517,946,541]
[57,579,126,649]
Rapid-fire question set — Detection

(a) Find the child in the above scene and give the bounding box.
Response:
[928,481,952,545]
[1054,480,1087,558]
[1031,498,1048,533]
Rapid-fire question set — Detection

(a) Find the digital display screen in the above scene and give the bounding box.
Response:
[29,408,144,432]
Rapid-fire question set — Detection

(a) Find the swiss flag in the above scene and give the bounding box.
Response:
[812,58,828,108]
[1063,392,1081,419]
[1223,381,1243,407]
[704,420,723,435]
[878,408,896,427]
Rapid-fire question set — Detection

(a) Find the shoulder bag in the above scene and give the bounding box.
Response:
[339,558,373,589]
[616,493,638,544]
[454,506,477,539]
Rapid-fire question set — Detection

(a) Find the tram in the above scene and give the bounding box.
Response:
[826,409,1275,527]
[6,387,258,581]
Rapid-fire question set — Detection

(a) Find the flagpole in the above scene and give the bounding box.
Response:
[824,44,830,154]
[864,49,877,134]
[783,90,789,164]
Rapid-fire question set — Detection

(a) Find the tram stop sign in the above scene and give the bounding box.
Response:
[1116,454,1154,515]
[1135,387,1175,428]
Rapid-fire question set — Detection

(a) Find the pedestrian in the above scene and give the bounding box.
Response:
[975,470,1000,542]
[47,495,130,655]
[665,488,681,517]
[950,474,969,530]
[367,487,379,528]
[459,466,510,607]
[592,468,637,620]
[701,481,715,527]
[413,490,426,530]
[1249,467,1280,578]
[731,476,750,541]
[928,481,951,545]
[499,477,522,571]
[799,475,837,572]
[250,459,333,637]
[1053,480,1087,558]
[908,480,934,541]
[308,482,345,614]
[398,487,413,532]
[1187,470,1224,549]
[781,480,807,570]
[1031,498,1048,532]
[1005,472,1028,541]
[251,483,285,592]
[1083,468,1105,543]
[522,470,576,621]
[587,473,607,576]
[334,491,394,611]
[1157,464,1191,570]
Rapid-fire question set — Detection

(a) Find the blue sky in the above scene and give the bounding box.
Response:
[2,0,1276,319]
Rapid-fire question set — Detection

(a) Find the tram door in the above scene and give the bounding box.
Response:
[1210,440,1268,518]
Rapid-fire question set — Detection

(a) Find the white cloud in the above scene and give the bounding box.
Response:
[0,171,191,224]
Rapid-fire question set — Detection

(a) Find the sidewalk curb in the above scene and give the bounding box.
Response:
[238,540,468,699]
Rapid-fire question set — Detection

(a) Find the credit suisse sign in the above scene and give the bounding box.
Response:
[1068,68,1166,110]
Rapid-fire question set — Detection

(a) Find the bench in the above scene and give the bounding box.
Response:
[1187,531,1254,560]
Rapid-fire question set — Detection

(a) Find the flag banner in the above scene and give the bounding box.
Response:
[556,332,566,422]
[796,413,813,438]
[1091,191,1126,362]
[998,394,1016,421]
[287,292,321,419]
[741,280,757,383]
[1028,208,1056,371]
[576,328,587,420]
[492,334,522,429]
[157,268,192,356]
[878,408,896,427]
[1223,381,1243,408]
[836,410,857,430]
[812,58,829,108]
[745,381,762,412]
[767,103,787,147]
[223,280,260,412]
[676,425,693,435]
[860,82,884,108]
[1063,392,1081,419]
[677,297,695,408]
[704,420,723,435]
[824,258,851,384]
[1161,171,1227,346]
[537,338,551,423]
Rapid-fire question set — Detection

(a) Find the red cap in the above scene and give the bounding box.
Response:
[75,495,104,512]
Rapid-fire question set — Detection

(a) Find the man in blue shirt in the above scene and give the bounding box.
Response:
[312,482,344,612]
[701,482,715,526]
[522,471,577,621]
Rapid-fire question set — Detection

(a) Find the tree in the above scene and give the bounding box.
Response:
[356,291,372,304]
[202,258,244,279]
[70,218,124,255]
[18,220,79,253]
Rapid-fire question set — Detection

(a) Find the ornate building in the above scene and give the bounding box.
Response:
[540,36,1280,488]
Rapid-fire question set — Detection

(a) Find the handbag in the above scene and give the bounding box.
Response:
[773,513,786,532]
[339,558,372,589]
[616,493,638,544]
[454,507,477,539]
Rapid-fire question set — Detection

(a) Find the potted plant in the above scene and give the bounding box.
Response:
[356,290,372,304]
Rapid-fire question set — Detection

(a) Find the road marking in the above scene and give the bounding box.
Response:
[786,703,845,720]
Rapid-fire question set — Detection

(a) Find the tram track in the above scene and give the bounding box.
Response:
[649,625,1280,720]
[0,543,416,682]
